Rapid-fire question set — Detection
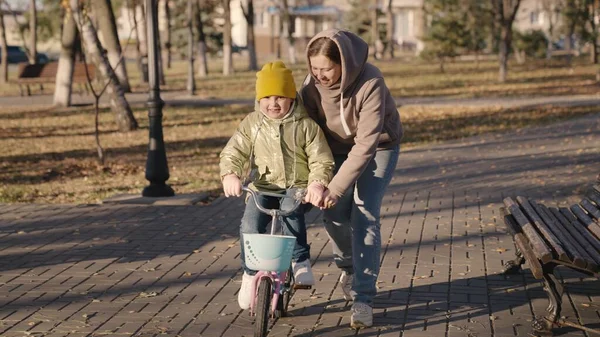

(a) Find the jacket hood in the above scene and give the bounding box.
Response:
[306,29,369,93]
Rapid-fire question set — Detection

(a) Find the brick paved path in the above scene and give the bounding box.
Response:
[1,114,599,337]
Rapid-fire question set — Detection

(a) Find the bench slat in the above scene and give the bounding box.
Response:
[581,199,600,221]
[549,207,600,268]
[503,197,553,263]
[570,204,600,240]
[517,196,570,263]
[500,207,544,279]
[560,207,600,253]
[534,202,587,268]
[587,189,600,206]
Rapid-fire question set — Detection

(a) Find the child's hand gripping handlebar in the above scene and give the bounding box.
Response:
[241,187,306,217]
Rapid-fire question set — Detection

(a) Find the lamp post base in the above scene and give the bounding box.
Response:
[142,183,175,197]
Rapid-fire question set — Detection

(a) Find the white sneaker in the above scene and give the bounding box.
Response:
[350,302,373,329]
[292,259,314,287]
[237,272,254,310]
[339,271,353,301]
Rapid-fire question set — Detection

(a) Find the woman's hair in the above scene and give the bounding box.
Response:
[307,37,341,65]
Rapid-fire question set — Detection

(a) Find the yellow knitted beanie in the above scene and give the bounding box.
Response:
[255,61,297,100]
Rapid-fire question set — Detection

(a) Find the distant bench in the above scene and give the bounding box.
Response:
[15,62,96,96]
[501,178,600,335]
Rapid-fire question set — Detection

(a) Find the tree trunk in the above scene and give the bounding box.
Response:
[195,0,208,77]
[159,0,171,69]
[95,0,131,92]
[28,0,37,64]
[281,0,296,64]
[70,0,138,131]
[498,23,511,82]
[135,3,149,82]
[242,0,258,71]
[187,0,195,94]
[0,7,7,83]
[589,2,597,64]
[494,0,522,83]
[53,11,78,107]
[385,0,394,59]
[370,0,378,58]
[222,0,233,75]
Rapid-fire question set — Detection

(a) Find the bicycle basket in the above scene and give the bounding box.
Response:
[243,234,296,272]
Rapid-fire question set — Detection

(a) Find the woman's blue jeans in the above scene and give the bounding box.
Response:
[239,188,311,275]
[324,145,400,305]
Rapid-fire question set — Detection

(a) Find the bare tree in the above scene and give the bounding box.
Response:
[94,0,131,92]
[4,1,33,60]
[588,0,598,64]
[385,0,394,59]
[541,1,562,59]
[187,0,195,94]
[195,0,208,77]
[0,1,7,83]
[280,0,296,64]
[70,0,138,132]
[241,0,258,70]
[53,8,78,107]
[159,0,171,69]
[28,0,37,64]
[222,0,233,75]
[491,0,522,82]
[132,0,149,82]
[370,0,379,59]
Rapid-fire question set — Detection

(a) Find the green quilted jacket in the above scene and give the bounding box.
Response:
[219,98,334,192]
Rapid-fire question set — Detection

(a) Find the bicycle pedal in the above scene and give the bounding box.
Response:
[293,284,312,290]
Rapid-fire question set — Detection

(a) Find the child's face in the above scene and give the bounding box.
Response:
[259,96,293,119]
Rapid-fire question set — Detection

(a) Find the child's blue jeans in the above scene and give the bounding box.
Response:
[239,188,311,275]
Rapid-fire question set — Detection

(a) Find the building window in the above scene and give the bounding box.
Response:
[294,17,302,37]
[255,11,262,26]
[530,11,539,24]
[395,10,413,38]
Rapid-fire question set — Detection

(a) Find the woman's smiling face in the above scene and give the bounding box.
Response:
[309,54,342,87]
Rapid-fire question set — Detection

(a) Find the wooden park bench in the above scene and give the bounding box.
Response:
[15,61,96,96]
[501,177,600,335]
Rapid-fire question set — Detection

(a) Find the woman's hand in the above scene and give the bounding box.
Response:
[321,189,339,210]
[222,174,242,197]
[304,182,326,207]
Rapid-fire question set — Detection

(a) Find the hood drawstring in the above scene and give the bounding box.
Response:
[292,113,297,186]
[340,91,352,136]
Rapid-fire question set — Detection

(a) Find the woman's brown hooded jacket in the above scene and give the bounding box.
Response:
[300,28,403,198]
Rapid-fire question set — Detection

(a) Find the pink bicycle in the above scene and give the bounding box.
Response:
[241,187,308,337]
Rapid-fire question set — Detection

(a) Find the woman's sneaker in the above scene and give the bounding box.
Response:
[350,302,373,329]
[238,272,253,309]
[339,271,353,301]
[292,259,314,288]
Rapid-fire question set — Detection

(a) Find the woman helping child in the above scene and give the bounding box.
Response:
[219,61,334,310]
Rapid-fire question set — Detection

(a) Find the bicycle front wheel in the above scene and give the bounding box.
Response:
[255,278,272,337]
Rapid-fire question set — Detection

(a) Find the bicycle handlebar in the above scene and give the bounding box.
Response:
[242,187,306,217]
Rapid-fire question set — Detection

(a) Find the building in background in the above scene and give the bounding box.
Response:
[234,0,426,57]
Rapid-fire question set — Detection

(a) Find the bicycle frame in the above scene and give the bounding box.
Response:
[249,270,287,315]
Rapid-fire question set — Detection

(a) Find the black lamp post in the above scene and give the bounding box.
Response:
[142,0,174,197]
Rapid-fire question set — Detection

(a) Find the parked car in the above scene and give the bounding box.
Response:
[0,45,49,64]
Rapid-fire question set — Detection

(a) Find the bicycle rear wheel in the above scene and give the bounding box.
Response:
[255,278,272,337]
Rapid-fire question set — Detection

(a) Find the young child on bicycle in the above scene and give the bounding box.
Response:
[219,61,335,310]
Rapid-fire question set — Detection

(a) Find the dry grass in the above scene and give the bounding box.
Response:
[2,55,599,99]
[1,57,600,204]
[1,101,598,204]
